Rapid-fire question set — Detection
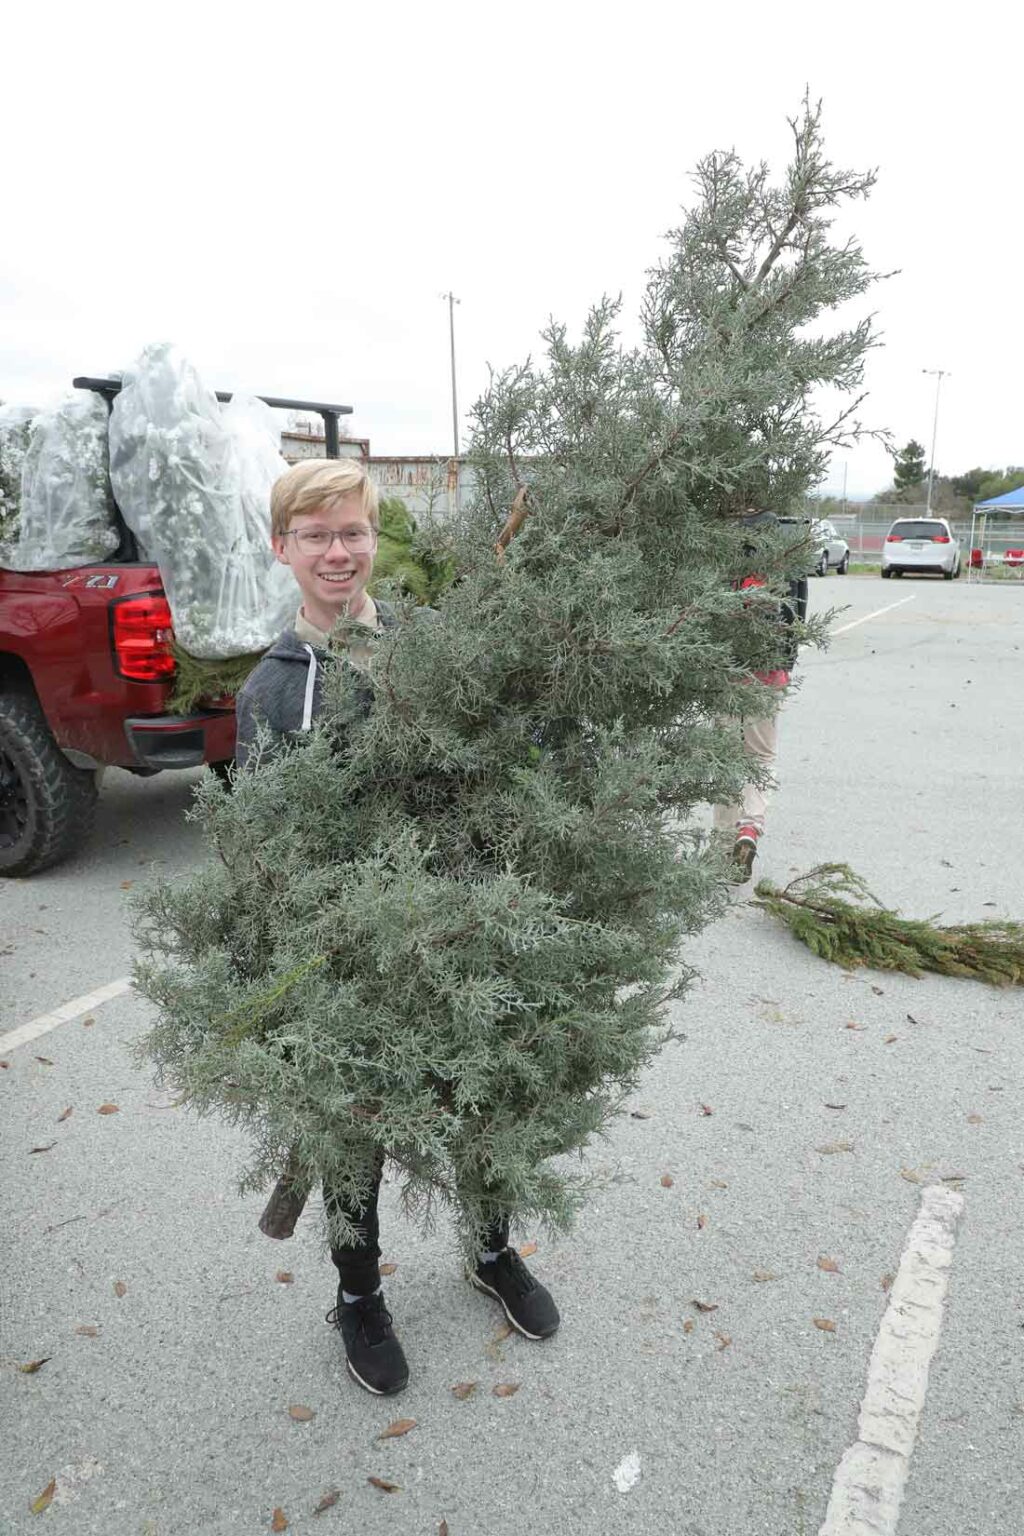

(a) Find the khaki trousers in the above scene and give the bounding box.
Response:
[712,710,780,839]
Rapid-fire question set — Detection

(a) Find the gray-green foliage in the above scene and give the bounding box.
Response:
[135,100,881,1254]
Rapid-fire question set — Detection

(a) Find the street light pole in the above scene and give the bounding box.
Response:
[441,291,460,459]
[922,368,949,515]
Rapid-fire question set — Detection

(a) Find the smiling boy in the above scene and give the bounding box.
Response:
[233,459,559,1397]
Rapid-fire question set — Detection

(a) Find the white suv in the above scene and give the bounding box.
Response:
[881,517,961,580]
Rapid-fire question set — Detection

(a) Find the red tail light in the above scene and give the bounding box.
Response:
[112,594,176,681]
[886,535,902,542]
[932,535,950,543]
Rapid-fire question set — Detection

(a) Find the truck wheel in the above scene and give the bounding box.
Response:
[0,694,99,876]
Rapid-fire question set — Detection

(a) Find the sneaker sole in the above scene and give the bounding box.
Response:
[345,1358,409,1396]
[468,1269,558,1340]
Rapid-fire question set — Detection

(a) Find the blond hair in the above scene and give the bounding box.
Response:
[270,458,380,536]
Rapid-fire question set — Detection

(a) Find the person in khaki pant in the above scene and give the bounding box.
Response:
[714,510,807,881]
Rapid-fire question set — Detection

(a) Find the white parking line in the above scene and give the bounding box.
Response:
[818,1184,965,1535]
[0,977,133,1055]
[832,596,916,636]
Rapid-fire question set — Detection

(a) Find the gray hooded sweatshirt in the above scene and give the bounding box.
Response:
[234,600,401,770]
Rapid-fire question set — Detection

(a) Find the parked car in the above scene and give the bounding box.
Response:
[881,517,961,580]
[0,377,351,876]
[778,517,850,576]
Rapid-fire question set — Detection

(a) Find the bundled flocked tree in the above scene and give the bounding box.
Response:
[135,99,882,1253]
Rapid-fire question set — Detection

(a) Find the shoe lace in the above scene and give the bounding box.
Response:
[495,1249,536,1298]
[326,1291,394,1346]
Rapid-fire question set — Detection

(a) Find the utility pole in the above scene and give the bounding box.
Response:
[441,292,460,459]
[922,369,949,514]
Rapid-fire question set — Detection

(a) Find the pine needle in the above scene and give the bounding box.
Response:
[753,863,1024,987]
[167,645,263,716]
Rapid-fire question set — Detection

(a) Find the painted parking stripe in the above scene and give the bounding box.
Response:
[0,977,133,1055]
[832,596,916,636]
[818,1184,965,1535]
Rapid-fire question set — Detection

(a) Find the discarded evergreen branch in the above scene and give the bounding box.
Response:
[753,864,1024,986]
[167,645,263,716]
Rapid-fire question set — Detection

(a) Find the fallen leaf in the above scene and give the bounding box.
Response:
[120,880,134,890]
[30,1478,57,1515]
[691,1298,718,1312]
[941,1173,967,1186]
[0,1059,9,1068]
[660,1174,675,1188]
[966,1114,983,1125]
[439,1522,449,1536]
[817,1256,840,1273]
[75,1325,99,1337]
[97,1104,119,1115]
[271,1510,289,1532]
[82,1016,95,1027]
[35,1056,54,1066]
[113,1281,127,1298]
[682,1319,695,1334]
[451,1381,477,1400]
[813,1317,837,1333]
[700,1104,713,1116]
[709,1178,728,1189]
[844,1021,865,1032]
[752,1269,777,1283]
[275,1271,294,1284]
[906,1013,922,1025]
[491,1322,512,1343]
[312,1489,340,1515]
[492,1382,520,1397]
[379,1262,398,1276]
[900,1167,923,1184]
[881,1272,895,1292]
[696,1213,707,1231]
[871,985,885,995]
[367,1477,401,1493]
[288,1404,315,1422]
[17,1358,51,1374]
[884,1035,898,1045]
[56,1106,73,1123]
[983,901,997,908]
[518,1240,538,1258]
[630,1109,653,1119]
[714,1331,731,1350]
[30,1142,57,1154]
[817,1140,855,1155]
[378,1417,416,1439]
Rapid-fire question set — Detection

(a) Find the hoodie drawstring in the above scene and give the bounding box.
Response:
[300,644,318,732]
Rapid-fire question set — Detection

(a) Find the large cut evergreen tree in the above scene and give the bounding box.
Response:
[135,99,881,1254]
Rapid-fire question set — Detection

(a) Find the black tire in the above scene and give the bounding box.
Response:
[881,567,892,579]
[0,693,98,876]
[837,551,850,575]
[209,759,235,790]
[894,569,904,578]
[943,566,954,581]
[816,551,829,577]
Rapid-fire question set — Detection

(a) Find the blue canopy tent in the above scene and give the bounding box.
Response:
[967,485,1024,581]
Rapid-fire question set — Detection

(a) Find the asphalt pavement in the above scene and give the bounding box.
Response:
[2,573,1023,1536]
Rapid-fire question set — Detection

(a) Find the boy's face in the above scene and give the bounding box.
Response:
[273,493,377,630]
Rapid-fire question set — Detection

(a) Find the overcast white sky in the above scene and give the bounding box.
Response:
[1,1,1018,497]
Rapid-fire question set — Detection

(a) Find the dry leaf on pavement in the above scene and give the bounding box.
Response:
[97,1104,119,1115]
[29,1143,57,1154]
[967,1114,983,1125]
[682,1319,695,1334]
[691,1299,718,1312]
[368,1477,401,1493]
[120,880,134,890]
[844,1022,865,1031]
[709,1178,728,1189]
[817,1256,840,1274]
[379,1262,398,1276]
[492,1383,520,1397]
[491,1323,512,1343]
[824,1102,847,1110]
[56,1107,73,1123]
[881,1272,895,1292]
[288,1404,315,1422]
[82,1016,95,1027]
[113,1280,127,1298]
[900,1167,923,1184]
[518,1241,538,1258]
[271,1509,288,1532]
[312,1490,340,1514]
[817,1140,855,1155]
[35,1056,54,1066]
[439,1522,449,1536]
[75,1325,99,1337]
[30,1479,57,1515]
[884,1035,898,1045]
[813,1318,837,1333]
[700,1103,713,1116]
[17,1358,51,1374]
[630,1109,653,1119]
[714,1331,731,1350]
[660,1174,675,1188]
[275,1271,294,1284]
[451,1382,477,1400]
[378,1417,416,1439]
[752,1269,777,1283]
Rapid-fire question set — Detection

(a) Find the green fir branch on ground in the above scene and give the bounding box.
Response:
[753,864,1024,986]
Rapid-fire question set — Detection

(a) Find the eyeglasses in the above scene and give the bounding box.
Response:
[285,526,376,555]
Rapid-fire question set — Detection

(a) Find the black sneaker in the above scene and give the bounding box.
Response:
[327,1290,409,1395]
[470,1249,560,1339]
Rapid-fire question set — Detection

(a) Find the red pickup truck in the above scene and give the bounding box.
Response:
[0,378,351,877]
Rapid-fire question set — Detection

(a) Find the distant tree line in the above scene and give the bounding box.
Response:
[807,441,1024,522]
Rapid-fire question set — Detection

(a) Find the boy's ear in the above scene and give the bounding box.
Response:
[271,534,292,566]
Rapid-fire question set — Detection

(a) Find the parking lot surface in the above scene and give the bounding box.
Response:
[2,576,1023,1535]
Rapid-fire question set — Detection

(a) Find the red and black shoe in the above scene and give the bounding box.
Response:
[731,825,759,882]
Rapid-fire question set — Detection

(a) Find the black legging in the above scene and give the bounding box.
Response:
[325,1154,509,1296]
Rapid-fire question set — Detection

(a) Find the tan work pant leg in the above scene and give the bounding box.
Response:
[712,710,780,839]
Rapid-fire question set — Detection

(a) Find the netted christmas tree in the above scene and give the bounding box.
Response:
[135,100,881,1253]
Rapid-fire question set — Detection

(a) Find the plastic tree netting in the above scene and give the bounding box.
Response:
[0,405,36,549]
[1,395,120,571]
[108,343,295,659]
